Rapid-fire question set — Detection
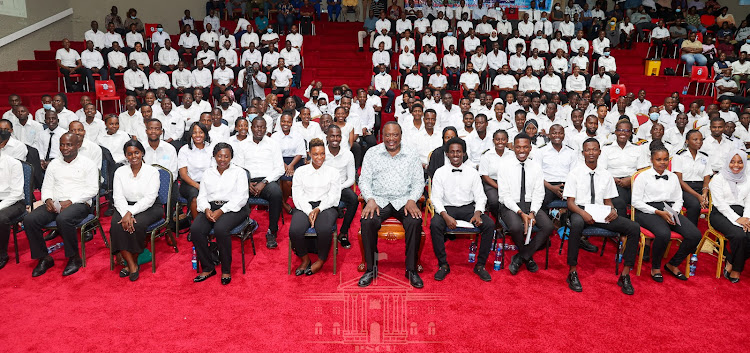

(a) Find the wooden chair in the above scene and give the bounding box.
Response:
[10,162,34,264]
[695,194,728,278]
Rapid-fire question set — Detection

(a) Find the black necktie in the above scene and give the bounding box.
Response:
[520,162,526,204]
[45,131,54,160]
[452,169,462,172]
[655,174,669,180]
[590,172,596,204]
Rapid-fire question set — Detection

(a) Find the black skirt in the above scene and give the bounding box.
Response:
[110,203,165,255]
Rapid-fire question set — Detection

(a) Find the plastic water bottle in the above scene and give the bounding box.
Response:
[617,240,623,263]
[191,246,198,270]
[682,85,688,95]
[47,242,63,253]
[493,245,503,271]
[689,254,698,277]
[468,241,477,263]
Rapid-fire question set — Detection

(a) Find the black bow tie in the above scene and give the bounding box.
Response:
[655,174,668,180]
[452,169,462,172]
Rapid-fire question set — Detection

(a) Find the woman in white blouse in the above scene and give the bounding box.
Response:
[708,149,750,283]
[271,112,306,214]
[289,138,341,276]
[672,129,711,226]
[110,140,162,281]
[191,143,249,285]
[228,117,249,153]
[479,129,509,217]
[632,143,701,283]
[178,122,213,219]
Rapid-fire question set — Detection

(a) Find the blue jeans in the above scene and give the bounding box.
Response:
[277,13,295,33]
[327,4,341,20]
[686,25,707,34]
[681,53,707,73]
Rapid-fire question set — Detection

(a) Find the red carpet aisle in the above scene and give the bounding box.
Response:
[1,203,749,352]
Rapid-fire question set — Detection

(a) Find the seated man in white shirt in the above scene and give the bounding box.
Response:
[24,132,98,277]
[149,62,173,100]
[80,40,107,92]
[218,40,240,76]
[158,39,180,72]
[373,64,396,113]
[123,60,149,98]
[589,66,613,100]
[55,39,85,92]
[107,42,128,79]
[212,57,236,101]
[178,24,200,61]
[427,65,448,91]
[0,119,27,161]
[270,57,294,102]
[68,121,102,169]
[460,62,481,92]
[429,137,495,282]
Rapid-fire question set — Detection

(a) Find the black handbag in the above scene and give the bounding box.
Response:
[664,68,676,76]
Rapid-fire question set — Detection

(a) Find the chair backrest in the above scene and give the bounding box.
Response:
[144,23,160,39]
[153,164,174,221]
[691,66,709,80]
[95,80,117,98]
[19,161,34,208]
[610,84,626,101]
[700,15,715,27]
[630,166,651,221]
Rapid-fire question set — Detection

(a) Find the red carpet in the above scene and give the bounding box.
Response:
[2,202,749,352]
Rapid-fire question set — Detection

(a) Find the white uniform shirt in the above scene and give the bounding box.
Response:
[235,137,285,182]
[0,154,23,211]
[631,168,683,214]
[563,162,618,206]
[292,164,341,215]
[197,164,250,213]
[113,163,160,216]
[143,140,178,180]
[177,143,214,182]
[432,162,486,214]
[41,155,98,205]
[497,156,545,213]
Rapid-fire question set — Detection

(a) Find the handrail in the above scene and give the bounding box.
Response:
[0,8,74,48]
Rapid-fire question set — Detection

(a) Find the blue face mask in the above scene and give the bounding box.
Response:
[746,39,750,44]
[604,52,610,57]
[43,103,53,110]
[700,106,705,112]
[649,112,660,121]
[447,32,453,36]
[247,113,258,119]
[536,35,542,39]
[334,94,342,101]
[541,17,547,21]
[267,29,273,33]
[131,16,136,19]
[675,9,681,12]
[157,28,163,33]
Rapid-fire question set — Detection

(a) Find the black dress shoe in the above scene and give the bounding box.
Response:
[473,265,491,282]
[221,276,231,285]
[193,269,217,282]
[434,265,450,281]
[84,231,94,243]
[62,256,82,276]
[338,235,352,249]
[580,237,598,253]
[358,270,376,287]
[266,231,278,249]
[525,258,539,273]
[664,264,688,281]
[651,272,664,283]
[295,263,311,276]
[643,244,651,262]
[43,231,58,241]
[724,270,740,283]
[0,254,9,270]
[32,256,54,277]
[358,47,364,52]
[103,208,115,217]
[119,268,130,278]
[618,274,635,295]
[129,267,140,282]
[508,254,522,275]
[406,270,424,288]
[567,271,583,292]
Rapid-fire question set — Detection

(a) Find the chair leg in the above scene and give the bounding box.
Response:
[151,232,157,273]
[169,230,179,253]
[544,235,549,270]
[80,227,87,267]
[250,228,256,255]
[637,234,645,276]
[13,225,19,264]
[600,237,607,257]
[287,238,292,275]
[99,222,108,248]
[241,237,246,275]
[333,231,338,275]
[716,237,725,279]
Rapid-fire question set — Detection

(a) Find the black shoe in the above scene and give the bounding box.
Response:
[129,266,139,282]
[618,274,634,295]
[473,265,491,282]
[103,208,115,217]
[119,268,130,278]
[221,276,231,285]
[358,47,364,52]
[664,264,688,281]
[580,237,598,253]
[62,256,82,276]
[84,231,94,243]
[567,271,582,292]
[338,235,352,249]
[406,270,424,288]
[508,254,522,275]
[295,263,311,276]
[358,270,376,287]
[651,271,664,283]
[32,256,54,277]
[266,231,278,249]
[434,265,450,281]
[0,254,8,270]
[193,269,216,282]
[525,258,539,273]
[643,244,651,262]
[43,231,58,241]
[724,270,740,283]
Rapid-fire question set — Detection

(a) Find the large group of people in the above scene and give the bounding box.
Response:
[1,1,750,295]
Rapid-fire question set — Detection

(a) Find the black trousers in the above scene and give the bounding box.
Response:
[289,207,338,261]
[24,203,90,259]
[568,211,640,267]
[360,203,421,272]
[0,201,26,257]
[190,204,249,274]
[340,188,358,235]
[110,203,164,255]
[635,202,701,269]
[710,205,750,273]
[430,204,494,267]
[683,181,703,226]
[59,67,85,90]
[499,203,555,261]
[542,182,564,213]
[251,178,283,233]
[179,183,200,203]
[482,182,499,216]
[611,184,631,218]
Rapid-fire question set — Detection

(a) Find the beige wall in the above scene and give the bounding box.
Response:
[70,0,207,36]
[0,0,73,71]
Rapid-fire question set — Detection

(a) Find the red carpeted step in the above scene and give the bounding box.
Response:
[34,50,56,61]
[0,70,57,82]
[17,60,56,71]
[0,81,57,94]
[49,40,85,52]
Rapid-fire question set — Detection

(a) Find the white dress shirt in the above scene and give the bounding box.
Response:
[36,127,66,161]
[292,164,341,215]
[372,50,390,67]
[631,168,683,214]
[487,50,507,70]
[81,49,104,69]
[55,48,80,67]
[192,68,213,87]
[563,163,618,206]
[710,173,750,226]
[280,48,301,67]
[324,147,355,189]
[108,50,128,69]
[592,37,610,55]
[271,67,293,87]
[217,48,238,67]
[518,75,541,92]
[589,74,612,92]
[125,31,144,48]
[570,38,589,53]
[84,29,106,49]
[600,141,645,178]
[0,154,23,211]
[240,32,260,48]
[149,71,171,89]
[497,156,545,214]
[509,54,527,72]
[478,150,509,180]
[12,119,43,147]
[0,137,26,161]
[197,164,250,213]
[41,155,98,205]
[465,130,494,165]
[124,69,149,91]
[432,162,486,214]
[701,136,736,172]
[538,144,577,183]
[104,31,124,48]
[235,137,285,182]
[143,140,178,180]
[113,163,160,216]
[98,131,130,164]
[179,33,200,48]
[541,74,563,93]
[492,74,518,90]
[213,67,234,85]
[178,143,213,182]
[672,149,711,182]
[565,74,587,92]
